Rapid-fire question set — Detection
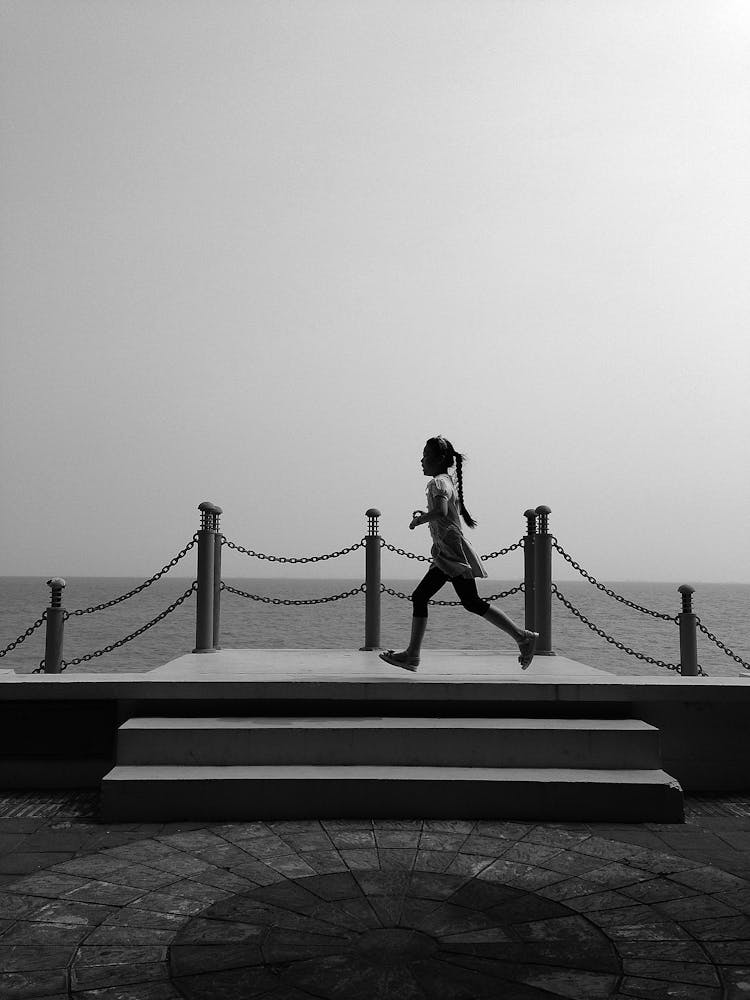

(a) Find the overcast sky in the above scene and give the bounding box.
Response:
[2,0,749,584]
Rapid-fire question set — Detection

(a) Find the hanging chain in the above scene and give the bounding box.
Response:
[222,537,365,564]
[68,537,198,616]
[381,541,430,562]
[551,538,678,622]
[381,538,524,563]
[222,582,365,606]
[0,615,47,659]
[551,585,702,674]
[381,583,524,606]
[697,620,750,672]
[481,539,525,560]
[34,583,197,673]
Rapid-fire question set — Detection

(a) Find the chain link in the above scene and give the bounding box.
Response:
[0,615,46,659]
[34,583,197,673]
[222,582,365,606]
[381,583,524,606]
[381,538,524,563]
[222,536,365,564]
[551,538,678,622]
[481,539,525,560]
[68,537,198,616]
[551,585,704,674]
[697,620,750,672]
[381,541,430,562]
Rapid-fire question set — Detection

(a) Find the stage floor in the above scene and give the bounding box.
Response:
[150,648,610,682]
[3,649,746,705]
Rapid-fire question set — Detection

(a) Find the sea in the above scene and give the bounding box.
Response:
[1,577,748,678]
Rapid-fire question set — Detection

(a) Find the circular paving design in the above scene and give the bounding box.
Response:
[2,818,748,999]
[169,869,620,999]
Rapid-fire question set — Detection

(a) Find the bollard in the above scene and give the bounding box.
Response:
[213,513,223,651]
[523,509,536,632]
[193,501,222,653]
[360,508,382,650]
[44,578,66,674]
[533,505,555,655]
[678,584,699,676]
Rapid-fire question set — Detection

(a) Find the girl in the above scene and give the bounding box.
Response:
[379,436,538,671]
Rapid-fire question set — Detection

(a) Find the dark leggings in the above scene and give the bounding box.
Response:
[411,566,490,619]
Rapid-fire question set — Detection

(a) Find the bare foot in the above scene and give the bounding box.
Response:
[518,631,539,670]
[379,650,419,672]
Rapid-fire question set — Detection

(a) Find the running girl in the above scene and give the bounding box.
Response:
[379,436,538,671]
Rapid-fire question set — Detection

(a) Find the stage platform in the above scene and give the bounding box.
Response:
[2,650,749,793]
[1,648,747,703]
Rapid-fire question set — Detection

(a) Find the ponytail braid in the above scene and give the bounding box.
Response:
[453,452,478,529]
[426,436,478,529]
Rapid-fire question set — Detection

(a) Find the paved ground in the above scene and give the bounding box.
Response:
[1,793,750,999]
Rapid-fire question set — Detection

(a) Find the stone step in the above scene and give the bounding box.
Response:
[100,764,684,823]
[116,717,662,769]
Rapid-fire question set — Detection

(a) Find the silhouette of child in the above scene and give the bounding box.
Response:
[379,436,538,671]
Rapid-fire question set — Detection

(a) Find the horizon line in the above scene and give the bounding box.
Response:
[2,575,749,586]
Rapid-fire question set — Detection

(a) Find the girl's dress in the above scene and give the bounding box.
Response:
[426,473,487,580]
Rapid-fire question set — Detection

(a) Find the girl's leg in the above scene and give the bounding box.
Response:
[379,567,448,671]
[451,577,539,669]
[411,566,449,619]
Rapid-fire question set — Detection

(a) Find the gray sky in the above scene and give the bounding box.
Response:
[2,0,749,583]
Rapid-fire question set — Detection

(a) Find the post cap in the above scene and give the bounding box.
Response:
[678,584,695,595]
[198,501,223,515]
[523,509,537,519]
[46,578,66,590]
[365,508,381,518]
[535,505,551,516]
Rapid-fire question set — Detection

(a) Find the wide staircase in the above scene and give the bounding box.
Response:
[100,716,684,822]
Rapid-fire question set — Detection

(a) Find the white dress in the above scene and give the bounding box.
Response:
[425,473,487,580]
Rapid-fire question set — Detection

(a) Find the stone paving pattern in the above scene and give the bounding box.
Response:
[0,800,749,999]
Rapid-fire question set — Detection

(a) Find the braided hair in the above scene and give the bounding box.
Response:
[426,436,478,529]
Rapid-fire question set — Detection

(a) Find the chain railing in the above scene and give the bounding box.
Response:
[381,538,524,563]
[222,582,365,606]
[220,513,525,650]
[697,620,750,673]
[548,541,714,676]
[551,538,677,622]
[68,538,197,616]
[551,585,689,675]
[2,533,200,672]
[5,500,746,678]
[0,615,47,659]
[481,540,525,561]
[548,540,750,677]
[381,541,430,562]
[32,584,197,673]
[222,537,365,564]
[382,583,524,607]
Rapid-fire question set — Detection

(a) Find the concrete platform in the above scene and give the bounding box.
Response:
[151,648,611,681]
[3,648,748,702]
[3,650,750,792]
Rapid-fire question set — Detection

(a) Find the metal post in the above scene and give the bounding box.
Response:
[678,584,699,676]
[360,508,382,650]
[533,505,555,655]
[213,511,223,651]
[193,501,222,653]
[44,578,66,674]
[523,508,536,632]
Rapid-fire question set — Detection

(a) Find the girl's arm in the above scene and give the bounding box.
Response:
[410,498,448,529]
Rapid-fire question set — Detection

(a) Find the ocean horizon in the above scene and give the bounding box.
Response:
[1,577,748,679]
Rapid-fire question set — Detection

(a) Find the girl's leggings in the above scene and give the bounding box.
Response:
[411,566,490,619]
